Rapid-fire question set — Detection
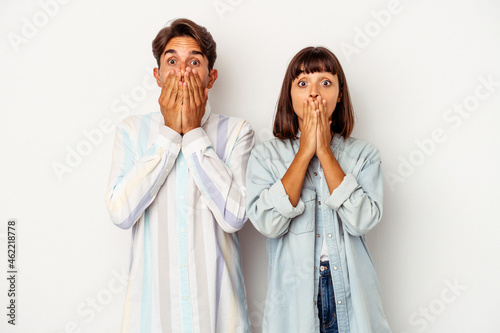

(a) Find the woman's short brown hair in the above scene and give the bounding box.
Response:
[273,46,354,140]
[152,18,217,71]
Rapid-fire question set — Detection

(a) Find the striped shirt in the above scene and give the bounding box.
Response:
[105,104,254,333]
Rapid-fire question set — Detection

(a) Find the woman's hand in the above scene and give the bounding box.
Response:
[315,96,346,193]
[298,98,318,160]
[316,96,333,160]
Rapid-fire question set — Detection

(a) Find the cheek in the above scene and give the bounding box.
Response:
[290,90,304,114]
[292,101,304,120]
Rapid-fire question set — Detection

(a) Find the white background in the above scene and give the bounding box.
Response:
[1,0,500,332]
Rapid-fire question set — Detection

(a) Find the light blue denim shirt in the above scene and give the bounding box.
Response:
[246,134,391,333]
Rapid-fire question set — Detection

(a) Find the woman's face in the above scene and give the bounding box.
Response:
[290,71,341,124]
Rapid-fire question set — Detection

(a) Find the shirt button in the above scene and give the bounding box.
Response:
[180,196,184,200]
[333,266,338,270]
[337,300,342,305]
[314,172,318,176]
[180,162,184,166]
[181,229,185,233]
[314,301,317,305]
[318,201,321,205]
[316,234,320,238]
[328,233,332,238]
[184,297,188,301]
[314,266,317,270]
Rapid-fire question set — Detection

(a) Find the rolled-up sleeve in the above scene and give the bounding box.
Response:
[324,158,383,236]
[246,149,305,238]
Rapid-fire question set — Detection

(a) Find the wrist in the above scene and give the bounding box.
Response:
[296,147,314,162]
[164,121,182,134]
[317,147,334,161]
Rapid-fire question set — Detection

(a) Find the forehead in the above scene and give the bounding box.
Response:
[295,71,337,79]
[163,36,202,54]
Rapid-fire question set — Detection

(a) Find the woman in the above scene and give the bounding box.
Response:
[246,46,391,333]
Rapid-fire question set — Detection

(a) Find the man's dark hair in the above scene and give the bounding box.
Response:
[152,18,217,70]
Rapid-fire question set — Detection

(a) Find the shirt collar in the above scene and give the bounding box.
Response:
[201,102,211,126]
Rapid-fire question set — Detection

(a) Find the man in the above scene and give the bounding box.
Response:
[105,18,254,332]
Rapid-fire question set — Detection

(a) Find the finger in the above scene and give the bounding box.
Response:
[302,99,310,127]
[167,70,181,107]
[159,70,175,101]
[318,97,329,129]
[302,99,308,122]
[309,100,318,131]
[182,81,190,109]
[317,97,325,127]
[185,68,196,109]
[191,69,205,104]
[174,80,183,108]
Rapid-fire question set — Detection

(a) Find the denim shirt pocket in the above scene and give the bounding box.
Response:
[289,188,316,235]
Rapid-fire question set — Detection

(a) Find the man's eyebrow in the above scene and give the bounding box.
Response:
[163,49,204,56]
[163,49,177,56]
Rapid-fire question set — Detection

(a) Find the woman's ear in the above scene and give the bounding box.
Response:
[337,91,342,103]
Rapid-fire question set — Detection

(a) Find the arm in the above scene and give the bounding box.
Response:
[246,147,308,238]
[281,99,317,206]
[324,156,384,236]
[104,118,181,229]
[315,96,382,236]
[182,121,255,233]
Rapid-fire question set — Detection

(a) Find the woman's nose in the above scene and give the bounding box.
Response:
[309,87,319,98]
[309,85,319,98]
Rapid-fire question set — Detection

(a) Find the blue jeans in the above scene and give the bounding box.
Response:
[317,261,339,333]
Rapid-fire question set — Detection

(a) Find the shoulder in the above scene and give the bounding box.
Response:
[206,112,254,136]
[119,112,163,132]
[251,137,295,162]
[335,135,381,163]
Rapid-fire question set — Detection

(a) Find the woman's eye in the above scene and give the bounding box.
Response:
[191,60,200,66]
[298,81,307,87]
[322,80,331,86]
[167,59,176,65]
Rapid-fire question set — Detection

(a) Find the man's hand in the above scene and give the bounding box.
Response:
[181,67,208,134]
[158,69,183,134]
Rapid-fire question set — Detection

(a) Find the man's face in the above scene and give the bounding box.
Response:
[153,36,217,89]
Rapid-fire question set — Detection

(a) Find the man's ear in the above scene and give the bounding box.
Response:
[153,67,162,87]
[207,69,218,89]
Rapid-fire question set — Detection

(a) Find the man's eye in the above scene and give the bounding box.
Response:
[298,81,306,87]
[322,80,331,86]
[167,59,176,65]
[191,60,200,66]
